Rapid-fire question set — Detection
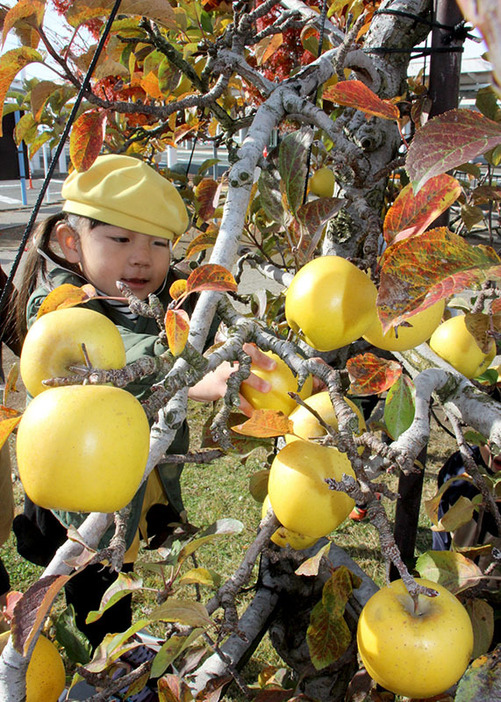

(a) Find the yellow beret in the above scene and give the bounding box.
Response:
[62,154,189,240]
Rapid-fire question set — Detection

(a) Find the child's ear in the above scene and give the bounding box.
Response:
[55,222,81,263]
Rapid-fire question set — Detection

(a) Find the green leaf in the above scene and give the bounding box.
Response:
[149,599,214,628]
[278,129,312,215]
[306,599,351,670]
[415,550,483,593]
[383,375,415,439]
[178,519,244,560]
[55,604,92,664]
[258,168,286,225]
[86,572,144,623]
[150,629,204,678]
[466,598,495,659]
[178,567,221,587]
[455,647,501,702]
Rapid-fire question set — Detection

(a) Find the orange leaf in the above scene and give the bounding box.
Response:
[255,33,283,66]
[1,0,44,48]
[0,406,22,451]
[0,48,43,137]
[184,230,218,259]
[140,70,163,99]
[165,309,190,356]
[378,227,501,332]
[70,110,107,172]
[346,353,402,396]
[384,174,462,244]
[36,283,98,318]
[322,80,400,121]
[30,80,60,122]
[186,264,237,295]
[232,409,294,438]
[169,279,188,301]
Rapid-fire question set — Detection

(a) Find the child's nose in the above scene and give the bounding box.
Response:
[130,241,152,265]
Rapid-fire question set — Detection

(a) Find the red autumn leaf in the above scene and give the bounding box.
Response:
[406,109,501,192]
[346,353,402,396]
[185,264,237,295]
[165,308,190,356]
[70,109,108,172]
[471,184,501,205]
[377,227,501,332]
[0,47,43,136]
[232,409,294,438]
[184,229,218,259]
[195,178,222,222]
[0,406,22,451]
[295,197,346,258]
[492,299,501,315]
[322,80,400,121]
[36,283,98,318]
[383,174,462,245]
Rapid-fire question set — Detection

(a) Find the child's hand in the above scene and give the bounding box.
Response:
[188,343,276,416]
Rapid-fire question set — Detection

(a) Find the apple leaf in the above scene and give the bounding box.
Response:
[150,599,214,628]
[195,178,221,222]
[2,363,19,406]
[55,605,92,665]
[377,227,501,332]
[249,469,270,503]
[10,574,71,656]
[472,184,501,205]
[86,572,143,623]
[278,129,312,216]
[0,406,22,451]
[455,646,501,702]
[465,598,495,660]
[1,0,44,48]
[258,168,286,226]
[464,312,498,354]
[346,353,402,396]
[158,674,195,702]
[406,109,501,192]
[30,81,60,122]
[0,47,43,136]
[185,264,237,295]
[383,375,415,440]
[184,230,218,259]
[169,278,188,301]
[165,308,190,356]
[456,0,501,98]
[255,32,283,66]
[232,409,294,438]
[424,474,475,527]
[70,109,108,172]
[383,174,461,245]
[36,283,98,317]
[151,629,204,679]
[322,80,400,121]
[66,0,177,29]
[415,550,483,594]
[295,197,346,259]
[85,618,152,673]
[439,495,476,534]
[294,541,331,577]
[306,567,360,670]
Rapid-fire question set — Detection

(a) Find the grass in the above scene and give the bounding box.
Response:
[1,387,459,699]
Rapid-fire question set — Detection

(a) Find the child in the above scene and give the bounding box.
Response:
[13,154,274,648]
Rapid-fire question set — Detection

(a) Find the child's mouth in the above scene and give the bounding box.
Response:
[122,278,149,288]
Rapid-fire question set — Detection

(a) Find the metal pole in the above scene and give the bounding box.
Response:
[13,111,28,206]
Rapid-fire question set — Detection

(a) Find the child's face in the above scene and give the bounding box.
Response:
[60,222,171,300]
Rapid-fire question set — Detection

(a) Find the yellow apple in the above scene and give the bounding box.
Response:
[285,391,365,445]
[285,256,378,352]
[16,385,150,513]
[261,495,319,550]
[20,307,126,396]
[357,577,474,698]
[429,314,497,379]
[0,631,66,702]
[363,299,445,352]
[309,166,335,198]
[268,440,355,538]
[240,350,313,416]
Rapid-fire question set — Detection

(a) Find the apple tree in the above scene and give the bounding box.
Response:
[1,0,501,699]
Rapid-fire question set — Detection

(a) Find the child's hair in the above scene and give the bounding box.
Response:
[15,213,102,339]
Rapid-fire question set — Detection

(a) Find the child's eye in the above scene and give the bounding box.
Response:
[153,240,169,248]
[111,236,130,243]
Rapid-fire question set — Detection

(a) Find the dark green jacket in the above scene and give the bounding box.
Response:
[26,266,209,548]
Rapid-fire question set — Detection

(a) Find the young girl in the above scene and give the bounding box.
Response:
[13,154,274,649]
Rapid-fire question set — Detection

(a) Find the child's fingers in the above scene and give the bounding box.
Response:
[242,343,276,370]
